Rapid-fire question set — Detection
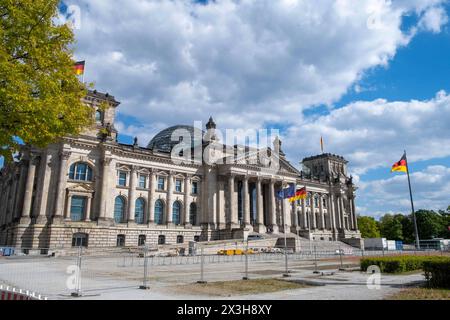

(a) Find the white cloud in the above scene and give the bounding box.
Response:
[61,0,450,216]
[66,0,448,135]
[283,91,450,175]
[357,165,450,216]
[418,5,449,32]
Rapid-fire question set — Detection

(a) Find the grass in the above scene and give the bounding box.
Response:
[170,278,310,296]
[388,287,450,300]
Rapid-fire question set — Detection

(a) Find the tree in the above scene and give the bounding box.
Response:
[415,210,446,240]
[379,214,403,240]
[357,216,380,238]
[0,0,92,162]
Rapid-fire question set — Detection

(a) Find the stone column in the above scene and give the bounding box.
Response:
[34,151,52,224]
[64,194,72,220]
[269,179,278,233]
[6,174,18,224]
[255,178,265,232]
[329,194,336,230]
[147,170,155,224]
[291,200,298,229]
[166,172,174,224]
[243,177,251,229]
[352,197,358,230]
[99,157,112,221]
[310,193,316,229]
[348,196,354,230]
[339,195,346,230]
[0,180,10,226]
[228,174,238,227]
[184,175,191,225]
[127,166,137,223]
[21,155,39,222]
[14,162,29,221]
[319,194,325,230]
[334,195,341,229]
[85,197,92,222]
[53,151,71,221]
[302,198,307,229]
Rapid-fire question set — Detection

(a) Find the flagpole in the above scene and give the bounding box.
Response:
[82,60,86,84]
[405,150,420,250]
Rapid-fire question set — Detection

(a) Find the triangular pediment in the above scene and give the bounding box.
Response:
[67,183,94,193]
[224,149,301,175]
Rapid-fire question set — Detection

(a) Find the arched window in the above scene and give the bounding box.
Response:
[135,198,145,224]
[69,162,93,181]
[114,196,126,223]
[172,201,181,225]
[189,203,197,226]
[95,110,103,122]
[154,199,164,225]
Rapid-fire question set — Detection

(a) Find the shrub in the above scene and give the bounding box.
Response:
[423,260,450,289]
[360,256,449,274]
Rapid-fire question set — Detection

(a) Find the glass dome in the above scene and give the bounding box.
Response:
[147,125,204,153]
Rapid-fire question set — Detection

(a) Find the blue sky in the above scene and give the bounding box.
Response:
[9,0,449,219]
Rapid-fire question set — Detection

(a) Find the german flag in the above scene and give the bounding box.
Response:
[74,61,85,76]
[391,153,408,173]
[289,187,307,202]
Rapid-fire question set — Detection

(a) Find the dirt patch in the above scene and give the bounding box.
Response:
[167,278,311,297]
[387,287,450,300]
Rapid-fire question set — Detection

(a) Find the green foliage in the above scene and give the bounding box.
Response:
[415,210,448,240]
[0,0,92,162]
[423,259,450,288]
[361,256,450,274]
[379,214,404,241]
[376,209,449,242]
[357,216,380,238]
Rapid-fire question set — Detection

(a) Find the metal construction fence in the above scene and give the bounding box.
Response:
[0,244,448,300]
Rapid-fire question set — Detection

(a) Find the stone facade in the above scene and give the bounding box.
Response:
[0,90,361,249]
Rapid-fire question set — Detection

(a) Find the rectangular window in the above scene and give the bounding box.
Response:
[175,179,182,192]
[323,198,327,208]
[158,177,165,190]
[118,172,127,187]
[192,181,198,194]
[139,175,146,188]
[117,235,126,247]
[70,196,86,221]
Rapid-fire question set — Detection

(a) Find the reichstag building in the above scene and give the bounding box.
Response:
[0,90,361,249]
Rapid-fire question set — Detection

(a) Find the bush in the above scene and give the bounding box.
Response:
[360,256,449,274]
[423,260,450,289]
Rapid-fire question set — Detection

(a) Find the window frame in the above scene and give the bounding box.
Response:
[135,198,145,224]
[69,162,93,182]
[118,171,127,187]
[72,233,89,247]
[191,181,198,195]
[70,196,87,222]
[116,234,126,247]
[154,199,164,225]
[175,179,182,192]
[138,174,147,189]
[114,196,126,224]
[138,235,146,246]
[157,177,165,191]
[172,201,181,225]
